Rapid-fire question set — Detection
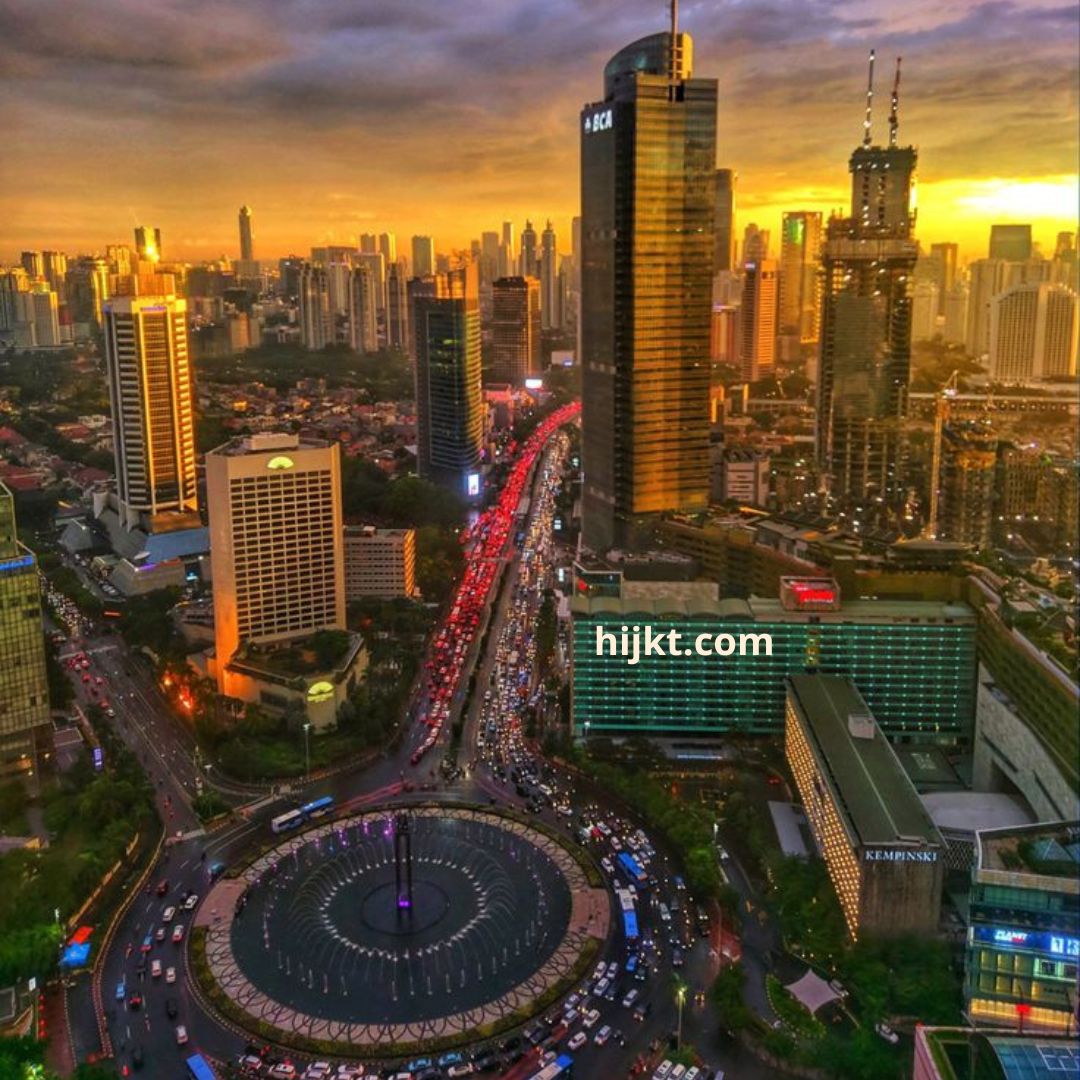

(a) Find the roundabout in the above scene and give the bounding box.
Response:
[193,805,609,1055]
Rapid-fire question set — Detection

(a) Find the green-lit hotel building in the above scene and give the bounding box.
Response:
[571,577,977,746]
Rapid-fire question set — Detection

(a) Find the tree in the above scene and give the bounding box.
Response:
[710,962,751,1030]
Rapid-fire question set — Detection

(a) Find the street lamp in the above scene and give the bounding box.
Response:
[676,983,687,1050]
[303,721,311,779]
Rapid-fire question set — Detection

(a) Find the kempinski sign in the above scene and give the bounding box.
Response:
[864,849,938,863]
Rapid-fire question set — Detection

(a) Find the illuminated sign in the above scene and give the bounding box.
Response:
[524,377,544,390]
[974,927,1080,957]
[267,456,295,470]
[863,849,937,863]
[307,681,334,704]
[583,108,613,134]
[466,473,481,498]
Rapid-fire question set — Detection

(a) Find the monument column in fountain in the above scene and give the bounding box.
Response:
[394,812,414,912]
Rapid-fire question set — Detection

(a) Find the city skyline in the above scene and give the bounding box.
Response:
[2,0,1077,260]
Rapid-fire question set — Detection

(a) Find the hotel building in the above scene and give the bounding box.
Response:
[785,674,944,939]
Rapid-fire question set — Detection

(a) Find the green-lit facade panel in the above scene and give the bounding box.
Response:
[572,615,976,745]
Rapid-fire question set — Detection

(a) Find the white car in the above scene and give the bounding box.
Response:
[175,1025,188,1046]
[567,1031,587,1051]
[594,1025,612,1046]
[165,966,177,984]
[162,906,176,924]
[302,1063,332,1080]
[267,1065,297,1080]
[653,1063,673,1080]
[150,959,162,978]
[172,923,185,943]
[622,988,639,1008]
[670,1067,687,1080]
[582,1008,601,1029]
[183,894,199,910]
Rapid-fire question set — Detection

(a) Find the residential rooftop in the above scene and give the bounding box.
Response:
[976,821,1080,890]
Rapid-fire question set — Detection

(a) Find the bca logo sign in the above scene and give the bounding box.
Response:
[584,108,613,134]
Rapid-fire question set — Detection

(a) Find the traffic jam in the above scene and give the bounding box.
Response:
[411,401,581,766]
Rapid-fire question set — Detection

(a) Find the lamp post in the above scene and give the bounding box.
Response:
[303,722,311,780]
[676,983,686,1050]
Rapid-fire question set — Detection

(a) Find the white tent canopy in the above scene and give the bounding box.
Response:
[785,969,840,1014]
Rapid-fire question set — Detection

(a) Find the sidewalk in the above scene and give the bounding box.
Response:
[43,983,76,1077]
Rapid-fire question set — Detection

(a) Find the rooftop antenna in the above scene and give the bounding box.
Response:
[669,0,680,84]
[862,48,876,148]
[888,56,902,147]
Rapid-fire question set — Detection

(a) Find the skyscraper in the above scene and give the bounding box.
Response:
[989,224,1033,262]
[378,232,397,265]
[713,169,736,273]
[929,242,958,312]
[779,211,823,345]
[238,205,254,262]
[491,276,541,384]
[103,291,198,531]
[348,262,378,354]
[816,52,918,510]
[580,17,716,550]
[0,483,52,774]
[134,226,162,262]
[742,223,769,263]
[540,220,560,330]
[41,251,67,294]
[988,283,1079,382]
[413,264,484,496]
[298,263,331,350]
[500,221,515,277]
[386,259,410,352]
[359,233,377,254]
[206,433,347,709]
[740,258,779,382]
[411,235,435,278]
[480,231,501,285]
[520,220,538,278]
[965,258,1010,358]
[20,251,42,279]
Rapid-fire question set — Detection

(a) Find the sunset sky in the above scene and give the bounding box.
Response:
[2,0,1077,264]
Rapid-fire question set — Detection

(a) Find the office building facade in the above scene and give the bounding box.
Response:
[785,675,944,940]
[989,224,1033,263]
[103,292,198,531]
[411,235,435,279]
[491,276,541,385]
[0,485,52,774]
[988,283,1078,382]
[779,211,823,345]
[739,258,778,382]
[580,26,716,550]
[413,264,484,496]
[713,169,736,273]
[343,526,416,600]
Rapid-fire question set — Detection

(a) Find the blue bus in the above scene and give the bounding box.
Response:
[617,852,647,886]
[623,910,639,944]
[528,1054,574,1079]
[299,795,334,819]
[185,1053,217,1080]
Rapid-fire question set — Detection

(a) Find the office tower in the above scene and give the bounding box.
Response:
[742,223,769,263]
[356,251,387,318]
[103,292,198,531]
[378,232,396,265]
[298,263,332,350]
[713,169,736,272]
[739,258,779,381]
[911,280,940,341]
[206,433,346,698]
[929,242,958,312]
[989,224,1032,262]
[41,251,67,294]
[779,211,823,345]
[965,258,1009,358]
[936,425,997,546]
[411,235,435,279]
[106,244,133,277]
[491,276,541,384]
[359,233,377,254]
[580,17,716,551]
[413,264,484,495]
[325,260,351,320]
[816,52,918,509]
[134,226,162,262]
[480,231,501,285]
[20,251,42,278]
[238,205,254,261]
[540,220,560,330]
[942,283,968,346]
[278,256,304,301]
[348,262,378,354]
[500,221,515,277]
[0,484,52,774]
[343,525,417,600]
[63,257,109,333]
[27,286,61,347]
[989,282,1079,382]
[386,259,410,352]
[520,220,538,278]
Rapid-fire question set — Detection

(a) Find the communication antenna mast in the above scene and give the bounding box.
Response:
[862,49,876,148]
[888,57,903,147]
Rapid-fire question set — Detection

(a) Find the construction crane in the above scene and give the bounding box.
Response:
[925,370,961,539]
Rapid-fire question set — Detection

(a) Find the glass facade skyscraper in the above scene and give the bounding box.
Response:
[580,29,716,552]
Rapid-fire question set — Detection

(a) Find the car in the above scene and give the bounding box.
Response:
[446,1065,474,1079]
[130,1045,144,1070]
[672,947,685,968]
[155,880,169,897]
[162,906,176,923]
[150,959,162,978]
[302,1063,332,1079]
[875,1021,900,1045]
[174,1025,188,1045]
[582,1008,601,1029]
[594,1025,612,1046]
[594,977,610,996]
[183,894,199,911]
[140,934,153,953]
[127,993,142,1010]
[653,1063,673,1080]
[334,1068,364,1079]
[622,988,639,1008]
[165,966,176,984]
[165,998,179,1019]
[437,1051,464,1068]
[172,923,185,943]
[605,961,618,980]
[670,1067,687,1080]
[633,1001,651,1022]
[684,1068,701,1080]
[567,1032,587,1051]
[237,1055,264,1074]
[267,1066,297,1080]
[115,980,126,1002]
[405,1059,433,1074]
[155,927,166,943]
